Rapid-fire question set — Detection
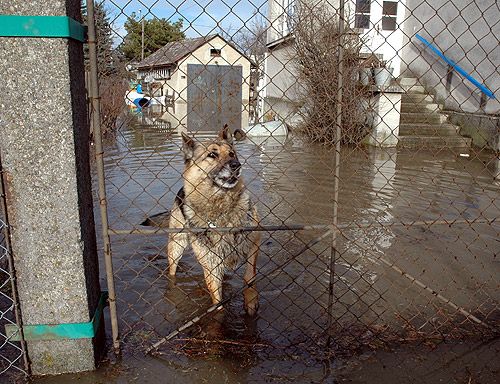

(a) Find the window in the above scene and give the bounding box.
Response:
[210,48,221,57]
[382,1,398,31]
[355,0,371,29]
[284,0,296,35]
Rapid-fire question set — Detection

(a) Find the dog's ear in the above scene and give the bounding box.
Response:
[181,132,196,160]
[218,124,233,144]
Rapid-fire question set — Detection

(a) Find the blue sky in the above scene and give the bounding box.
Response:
[104,0,268,44]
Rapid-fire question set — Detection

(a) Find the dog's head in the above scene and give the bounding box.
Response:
[181,125,242,189]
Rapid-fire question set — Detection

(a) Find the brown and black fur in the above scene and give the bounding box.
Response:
[168,125,260,315]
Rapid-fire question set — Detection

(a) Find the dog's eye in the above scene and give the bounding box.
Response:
[207,152,218,159]
[228,151,236,158]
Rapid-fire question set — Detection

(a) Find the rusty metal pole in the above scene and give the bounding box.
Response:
[86,0,120,352]
[327,0,345,343]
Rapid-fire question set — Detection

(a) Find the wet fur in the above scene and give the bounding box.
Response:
[168,126,260,315]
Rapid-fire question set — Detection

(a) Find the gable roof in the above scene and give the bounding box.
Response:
[136,34,252,69]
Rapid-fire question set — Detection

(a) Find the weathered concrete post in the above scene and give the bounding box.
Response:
[0,1,103,375]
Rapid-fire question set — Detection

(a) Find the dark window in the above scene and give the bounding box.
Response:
[382,1,398,31]
[356,0,371,13]
[382,16,397,30]
[210,48,221,57]
[383,1,398,15]
[355,0,371,29]
[355,14,370,29]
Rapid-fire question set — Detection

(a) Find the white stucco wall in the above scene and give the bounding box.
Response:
[265,0,498,115]
[264,0,339,121]
[400,0,499,113]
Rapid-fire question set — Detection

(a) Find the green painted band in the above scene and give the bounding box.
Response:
[5,292,108,341]
[0,15,86,42]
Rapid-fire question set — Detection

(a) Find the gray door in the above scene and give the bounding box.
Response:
[186,64,243,132]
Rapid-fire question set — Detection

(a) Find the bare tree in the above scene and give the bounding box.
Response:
[292,1,371,145]
[234,13,267,63]
[232,13,268,122]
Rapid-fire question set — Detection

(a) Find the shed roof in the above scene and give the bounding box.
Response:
[136,34,252,69]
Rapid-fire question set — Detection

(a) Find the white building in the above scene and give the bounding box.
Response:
[263,0,498,121]
[136,35,254,131]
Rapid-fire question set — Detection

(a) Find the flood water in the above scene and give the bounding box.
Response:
[35,116,499,383]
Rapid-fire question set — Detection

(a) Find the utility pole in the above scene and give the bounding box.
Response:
[140,9,145,61]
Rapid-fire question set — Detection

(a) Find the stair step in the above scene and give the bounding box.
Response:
[399,123,458,136]
[398,135,472,149]
[400,103,443,113]
[400,84,426,93]
[401,93,433,103]
[400,113,447,124]
[399,77,419,86]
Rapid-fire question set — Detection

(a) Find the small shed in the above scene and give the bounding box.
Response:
[136,34,253,131]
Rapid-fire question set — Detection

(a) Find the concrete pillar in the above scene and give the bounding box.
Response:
[364,86,404,147]
[0,1,103,375]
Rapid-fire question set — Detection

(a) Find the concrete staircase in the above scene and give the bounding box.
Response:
[397,78,471,150]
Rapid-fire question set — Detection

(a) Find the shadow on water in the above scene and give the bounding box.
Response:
[33,115,500,383]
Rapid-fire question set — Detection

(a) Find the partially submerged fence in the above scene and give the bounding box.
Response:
[0,0,498,381]
[91,0,499,377]
[0,158,28,378]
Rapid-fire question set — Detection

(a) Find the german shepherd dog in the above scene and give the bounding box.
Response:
[168,125,260,315]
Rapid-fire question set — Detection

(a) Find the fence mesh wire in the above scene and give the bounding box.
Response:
[0,216,27,379]
[89,0,498,381]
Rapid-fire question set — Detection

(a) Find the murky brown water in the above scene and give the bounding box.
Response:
[32,117,499,383]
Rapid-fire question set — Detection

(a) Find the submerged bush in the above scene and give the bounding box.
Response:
[292,2,371,145]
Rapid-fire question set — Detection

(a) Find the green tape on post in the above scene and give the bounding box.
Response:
[0,15,86,42]
[5,292,108,341]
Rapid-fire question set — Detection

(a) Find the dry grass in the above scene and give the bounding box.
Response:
[99,75,129,136]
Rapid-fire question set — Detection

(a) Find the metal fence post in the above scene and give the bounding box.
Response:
[0,0,103,375]
[86,0,120,353]
[327,0,345,343]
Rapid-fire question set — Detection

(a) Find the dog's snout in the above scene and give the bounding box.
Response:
[229,159,241,171]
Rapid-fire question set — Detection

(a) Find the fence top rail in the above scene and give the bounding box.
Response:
[415,34,496,99]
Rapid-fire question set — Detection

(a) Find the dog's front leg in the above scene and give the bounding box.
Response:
[203,264,224,308]
[195,245,225,308]
[243,232,260,316]
[167,233,188,276]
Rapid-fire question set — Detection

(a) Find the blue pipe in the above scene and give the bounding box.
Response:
[415,34,495,99]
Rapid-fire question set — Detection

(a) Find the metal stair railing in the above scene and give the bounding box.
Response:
[415,34,496,100]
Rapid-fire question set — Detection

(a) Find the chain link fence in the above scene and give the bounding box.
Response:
[88,0,499,381]
[0,204,28,378]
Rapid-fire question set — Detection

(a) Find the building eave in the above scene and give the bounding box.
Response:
[137,63,176,71]
[266,33,295,50]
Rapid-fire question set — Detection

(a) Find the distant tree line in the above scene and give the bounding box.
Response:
[83,2,185,72]
[81,2,185,135]
[120,14,185,61]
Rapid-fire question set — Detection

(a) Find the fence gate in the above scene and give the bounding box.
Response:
[88,0,499,381]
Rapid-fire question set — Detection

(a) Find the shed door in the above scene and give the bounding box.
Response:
[186,64,243,132]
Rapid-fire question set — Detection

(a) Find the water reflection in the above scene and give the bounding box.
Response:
[98,115,500,360]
